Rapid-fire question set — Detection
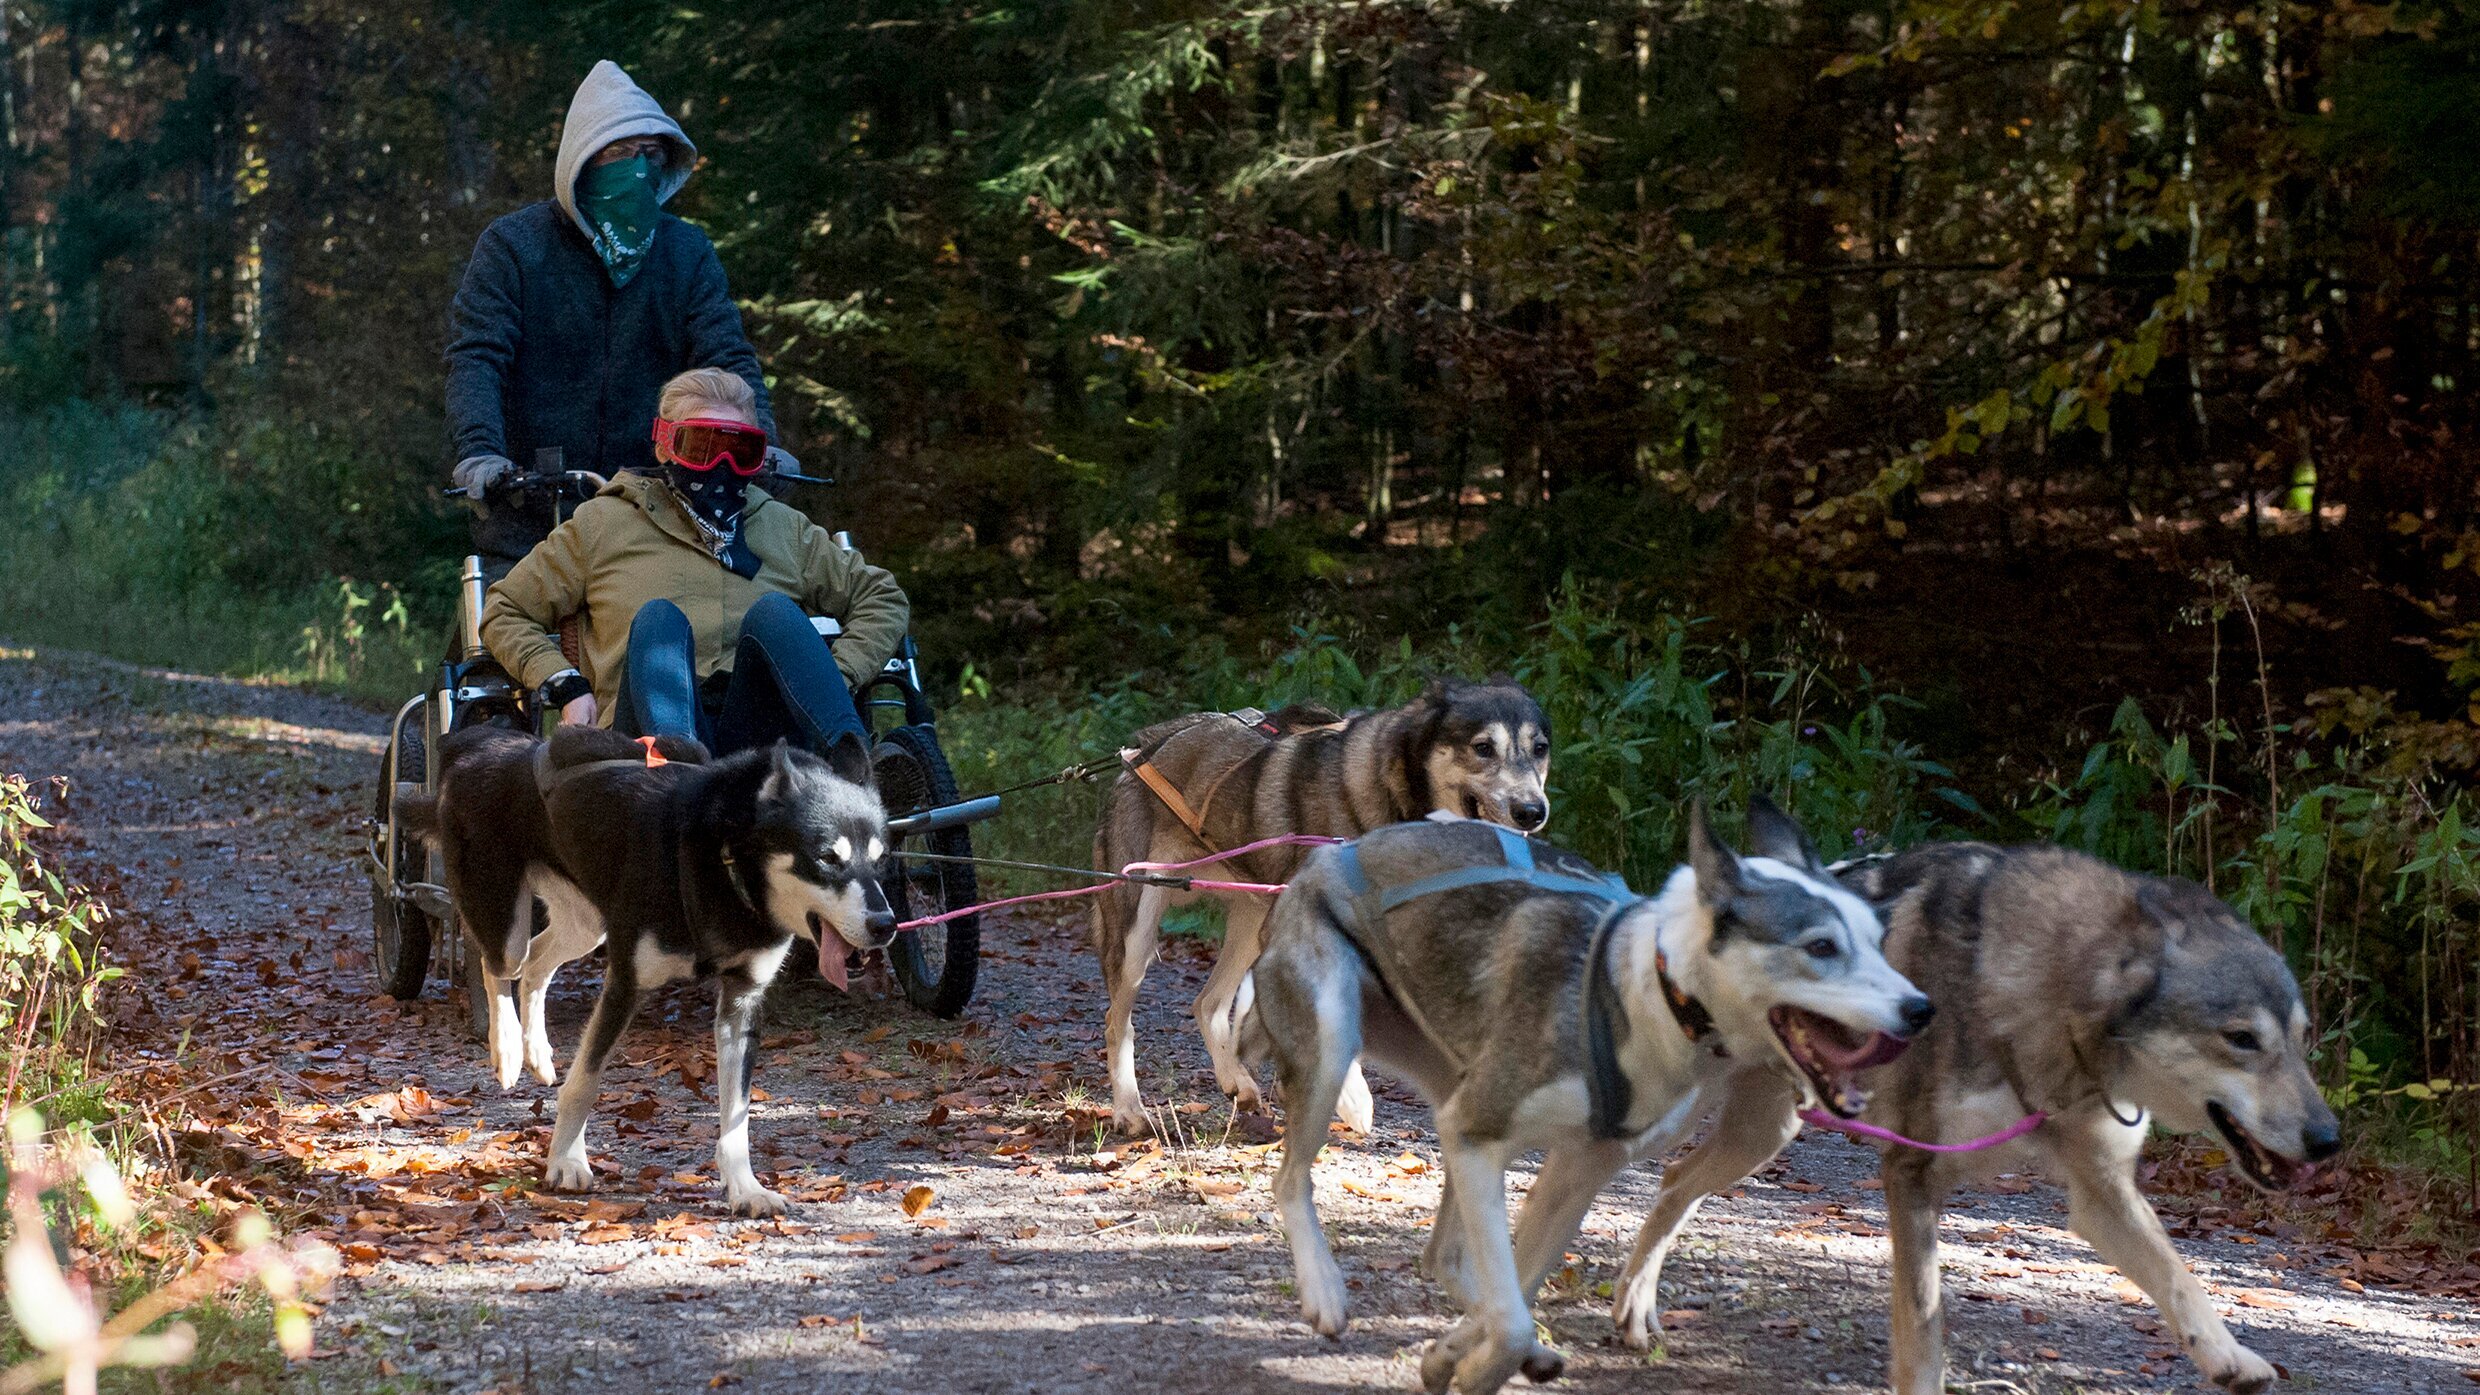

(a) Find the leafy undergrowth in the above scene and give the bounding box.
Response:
[1,776,345,1392]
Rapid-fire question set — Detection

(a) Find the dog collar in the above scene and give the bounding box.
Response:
[1655,947,1722,1051]
[714,846,763,917]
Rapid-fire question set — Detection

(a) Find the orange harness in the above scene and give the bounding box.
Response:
[1119,707,1341,851]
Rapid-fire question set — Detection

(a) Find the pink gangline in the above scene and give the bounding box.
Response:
[1121,832,1346,875]
[1796,1106,2048,1154]
[893,833,1345,931]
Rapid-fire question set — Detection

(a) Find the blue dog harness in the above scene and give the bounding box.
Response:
[1328,825,1717,1139]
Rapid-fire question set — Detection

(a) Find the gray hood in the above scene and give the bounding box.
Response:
[553,60,696,241]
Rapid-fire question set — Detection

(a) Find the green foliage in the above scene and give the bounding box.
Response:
[0,400,448,704]
[0,775,118,1118]
[944,590,1970,896]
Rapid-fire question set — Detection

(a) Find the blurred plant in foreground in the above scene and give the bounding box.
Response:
[1,1108,336,1395]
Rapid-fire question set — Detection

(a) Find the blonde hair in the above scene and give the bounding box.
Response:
[657,367,757,424]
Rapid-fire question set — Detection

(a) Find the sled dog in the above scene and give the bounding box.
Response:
[537,726,898,1217]
[396,726,693,1092]
[1610,842,2342,1395]
[1239,801,1931,1395]
[1092,678,1552,1136]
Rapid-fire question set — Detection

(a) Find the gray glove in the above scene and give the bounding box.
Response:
[453,453,514,496]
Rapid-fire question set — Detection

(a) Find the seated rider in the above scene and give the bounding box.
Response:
[478,368,908,767]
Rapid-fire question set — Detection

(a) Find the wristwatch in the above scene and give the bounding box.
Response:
[540,669,593,709]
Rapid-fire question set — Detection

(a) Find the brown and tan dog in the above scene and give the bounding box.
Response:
[1611,842,2342,1395]
[1092,678,1552,1135]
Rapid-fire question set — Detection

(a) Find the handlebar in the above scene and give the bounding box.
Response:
[445,465,835,500]
[444,469,606,501]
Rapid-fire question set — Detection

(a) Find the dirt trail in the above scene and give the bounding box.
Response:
[1,643,2472,1395]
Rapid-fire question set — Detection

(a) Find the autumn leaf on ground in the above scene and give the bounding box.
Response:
[900,1184,936,1218]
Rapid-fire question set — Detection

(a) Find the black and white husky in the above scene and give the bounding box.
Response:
[1238,801,1931,1395]
[399,727,691,1093]
[537,726,897,1217]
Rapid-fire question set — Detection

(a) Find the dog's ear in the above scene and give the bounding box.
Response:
[2135,876,2221,947]
[760,740,797,805]
[823,732,874,791]
[2089,879,2178,1028]
[1688,799,1746,910]
[1744,794,1827,877]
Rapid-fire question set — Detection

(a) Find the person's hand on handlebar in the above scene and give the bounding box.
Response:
[453,453,515,496]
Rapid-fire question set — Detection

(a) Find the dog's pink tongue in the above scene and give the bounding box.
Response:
[818,944,849,993]
[1830,1030,1913,1072]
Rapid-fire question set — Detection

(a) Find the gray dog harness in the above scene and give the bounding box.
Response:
[1329,826,1713,1140]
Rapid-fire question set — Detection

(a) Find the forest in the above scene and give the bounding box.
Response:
[1,0,2479,1365]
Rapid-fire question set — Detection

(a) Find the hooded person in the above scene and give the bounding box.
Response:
[444,60,800,571]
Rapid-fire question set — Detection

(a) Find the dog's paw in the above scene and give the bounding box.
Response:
[1229,1074,1265,1116]
[1296,1254,1349,1338]
[1337,1066,1375,1135]
[542,1154,596,1192]
[1612,1280,1661,1350]
[2205,1347,2278,1395]
[526,1038,558,1086]
[1445,1336,1529,1395]
[1420,1320,1485,1394]
[488,1032,524,1091]
[723,1184,788,1220]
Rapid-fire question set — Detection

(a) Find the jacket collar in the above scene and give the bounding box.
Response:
[605,470,769,553]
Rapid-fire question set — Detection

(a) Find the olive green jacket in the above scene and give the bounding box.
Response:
[480,471,909,723]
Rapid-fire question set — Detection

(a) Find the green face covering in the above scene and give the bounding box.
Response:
[576,153,661,288]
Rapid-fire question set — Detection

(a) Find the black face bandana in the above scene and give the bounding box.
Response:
[667,464,748,534]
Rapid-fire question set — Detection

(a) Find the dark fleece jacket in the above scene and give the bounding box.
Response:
[444,201,775,484]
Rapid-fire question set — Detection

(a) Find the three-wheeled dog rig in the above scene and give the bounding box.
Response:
[364,453,999,1037]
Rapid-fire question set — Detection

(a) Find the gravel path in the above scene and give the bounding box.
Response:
[2,642,2472,1394]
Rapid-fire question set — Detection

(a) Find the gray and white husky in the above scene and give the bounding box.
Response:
[1093,678,1553,1136]
[1238,800,1931,1395]
[1610,842,2343,1395]
[537,726,899,1217]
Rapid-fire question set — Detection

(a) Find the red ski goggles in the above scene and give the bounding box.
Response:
[652,417,770,476]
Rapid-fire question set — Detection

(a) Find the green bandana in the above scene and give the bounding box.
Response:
[577,154,661,288]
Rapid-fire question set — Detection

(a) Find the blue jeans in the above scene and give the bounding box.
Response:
[614,593,867,762]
